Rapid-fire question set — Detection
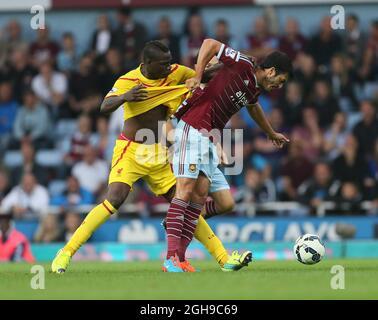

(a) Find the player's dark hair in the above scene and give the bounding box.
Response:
[142,40,170,62]
[260,51,293,76]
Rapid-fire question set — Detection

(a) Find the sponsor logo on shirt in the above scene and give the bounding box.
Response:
[231,90,249,109]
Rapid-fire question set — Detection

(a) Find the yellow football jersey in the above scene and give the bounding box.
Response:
[105,64,195,120]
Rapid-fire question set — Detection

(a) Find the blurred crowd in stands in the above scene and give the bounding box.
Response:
[1,6,378,240]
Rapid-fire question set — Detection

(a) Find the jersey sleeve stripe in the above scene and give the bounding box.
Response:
[239,56,253,66]
[170,64,179,74]
[120,78,154,87]
[239,53,251,60]
[158,77,169,87]
[119,77,139,81]
[216,43,225,60]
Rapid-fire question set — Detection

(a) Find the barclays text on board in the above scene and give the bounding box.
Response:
[16,216,378,243]
[111,217,378,243]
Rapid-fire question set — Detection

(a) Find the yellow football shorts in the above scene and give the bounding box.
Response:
[108,135,176,196]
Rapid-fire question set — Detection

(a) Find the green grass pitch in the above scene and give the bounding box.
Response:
[0,259,377,299]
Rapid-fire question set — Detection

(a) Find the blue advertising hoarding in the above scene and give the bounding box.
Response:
[16,216,378,243]
[30,240,378,262]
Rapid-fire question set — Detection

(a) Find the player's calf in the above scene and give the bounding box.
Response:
[202,198,235,219]
[204,189,235,219]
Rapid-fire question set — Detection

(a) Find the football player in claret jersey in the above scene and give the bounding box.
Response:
[164,38,292,270]
[51,40,251,274]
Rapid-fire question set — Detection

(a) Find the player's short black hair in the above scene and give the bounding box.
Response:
[142,40,170,62]
[260,51,293,76]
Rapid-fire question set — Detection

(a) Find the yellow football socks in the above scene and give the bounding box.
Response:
[64,199,117,256]
[194,215,229,267]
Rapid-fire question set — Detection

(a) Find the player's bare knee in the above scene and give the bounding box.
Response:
[191,193,208,205]
[191,187,208,204]
[218,198,235,214]
[189,174,209,204]
[175,178,196,202]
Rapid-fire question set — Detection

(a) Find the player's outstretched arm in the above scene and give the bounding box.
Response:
[186,39,223,89]
[100,84,148,114]
[202,62,223,83]
[247,103,290,148]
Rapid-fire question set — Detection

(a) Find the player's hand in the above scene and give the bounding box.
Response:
[123,84,148,102]
[185,77,201,90]
[216,143,230,166]
[269,132,290,148]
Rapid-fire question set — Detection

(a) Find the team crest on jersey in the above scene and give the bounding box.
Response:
[189,164,197,173]
[225,47,237,59]
[109,87,118,93]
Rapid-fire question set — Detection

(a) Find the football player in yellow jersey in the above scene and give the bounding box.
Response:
[51,40,251,273]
